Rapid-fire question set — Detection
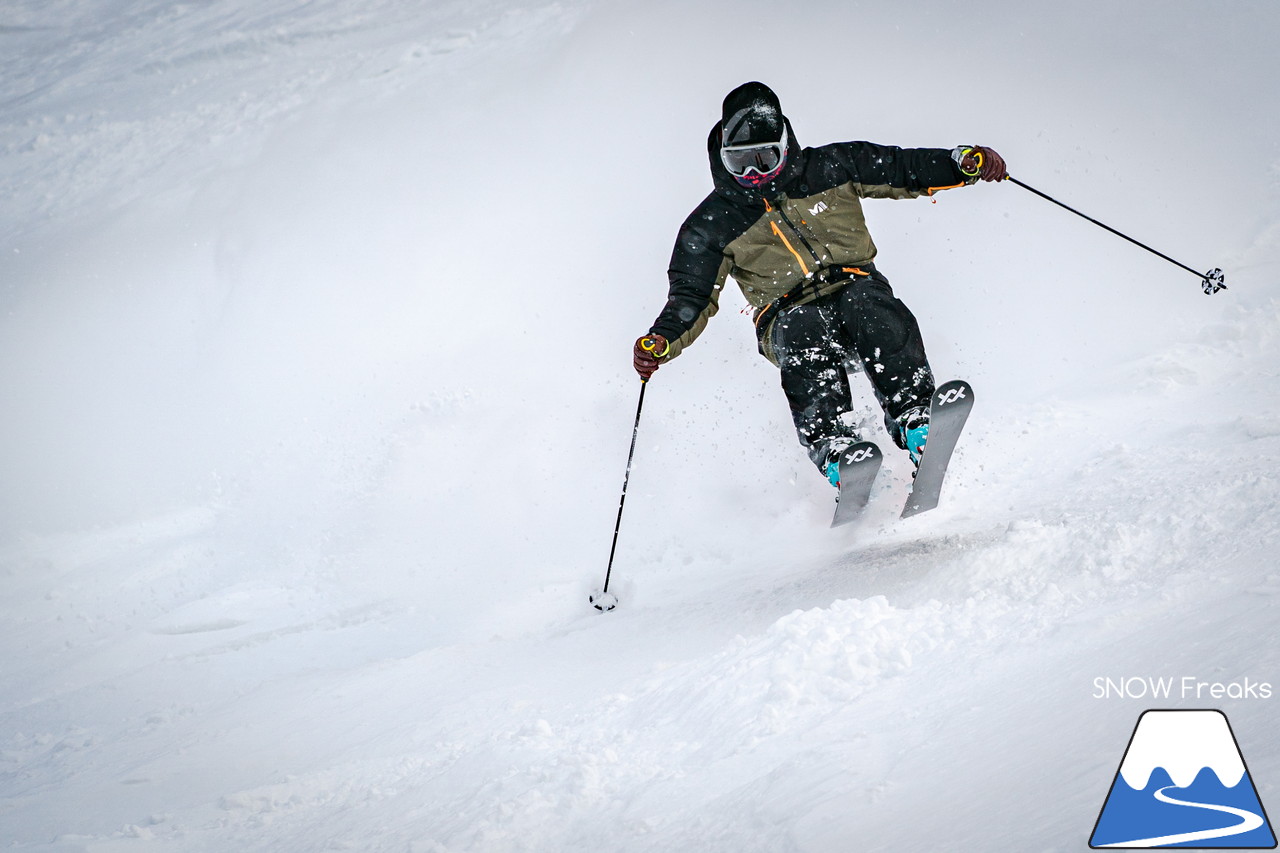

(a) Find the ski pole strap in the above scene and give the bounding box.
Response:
[953,146,983,177]
[639,336,671,357]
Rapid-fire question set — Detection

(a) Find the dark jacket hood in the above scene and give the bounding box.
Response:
[706,117,804,208]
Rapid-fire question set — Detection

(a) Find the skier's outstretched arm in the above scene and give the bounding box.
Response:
[825,141,1007,198]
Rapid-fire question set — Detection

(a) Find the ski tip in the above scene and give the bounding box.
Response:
[933,379,974,408]
[589,590,619,612]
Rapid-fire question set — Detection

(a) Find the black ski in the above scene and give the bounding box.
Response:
[901,379,974,518]
[830,441,883,527]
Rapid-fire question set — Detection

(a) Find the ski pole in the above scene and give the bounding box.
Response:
[1006,176,1225,295]
[591,375,649,612]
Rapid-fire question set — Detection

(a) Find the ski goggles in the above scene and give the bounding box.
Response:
[720,124,788,177]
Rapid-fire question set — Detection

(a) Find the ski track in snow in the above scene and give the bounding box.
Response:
[3,306,1277,851]
[2,0,1279,851]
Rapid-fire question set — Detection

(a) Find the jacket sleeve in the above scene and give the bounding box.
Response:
[649,199,734,361]
[825,142,974,199]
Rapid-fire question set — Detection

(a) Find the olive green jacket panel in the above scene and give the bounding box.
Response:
[661,255,731,362]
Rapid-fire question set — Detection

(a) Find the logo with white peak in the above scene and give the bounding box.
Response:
[1090,710,1276,848]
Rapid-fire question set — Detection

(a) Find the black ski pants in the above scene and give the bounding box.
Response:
[769,271,935,471]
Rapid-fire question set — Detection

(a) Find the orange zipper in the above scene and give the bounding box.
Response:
[770,221,810,276]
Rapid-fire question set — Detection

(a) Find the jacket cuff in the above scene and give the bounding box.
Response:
[950,146,982,184]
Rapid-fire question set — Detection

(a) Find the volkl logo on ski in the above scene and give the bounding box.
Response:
[937,387,967,406]
[848,447,876,463]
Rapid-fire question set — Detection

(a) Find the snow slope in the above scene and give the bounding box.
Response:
[2,1,1279,850]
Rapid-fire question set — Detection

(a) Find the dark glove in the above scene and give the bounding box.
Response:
[632,334,670,380]
[957,145,1008,182]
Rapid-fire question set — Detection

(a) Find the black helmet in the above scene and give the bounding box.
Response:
[719,82,788,185]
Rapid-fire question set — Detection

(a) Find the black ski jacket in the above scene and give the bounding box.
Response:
[650,121,976,364]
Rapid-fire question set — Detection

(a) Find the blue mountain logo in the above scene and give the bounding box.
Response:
[1091,709,1276,848]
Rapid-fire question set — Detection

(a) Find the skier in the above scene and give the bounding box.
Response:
[633,81,1007,487]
